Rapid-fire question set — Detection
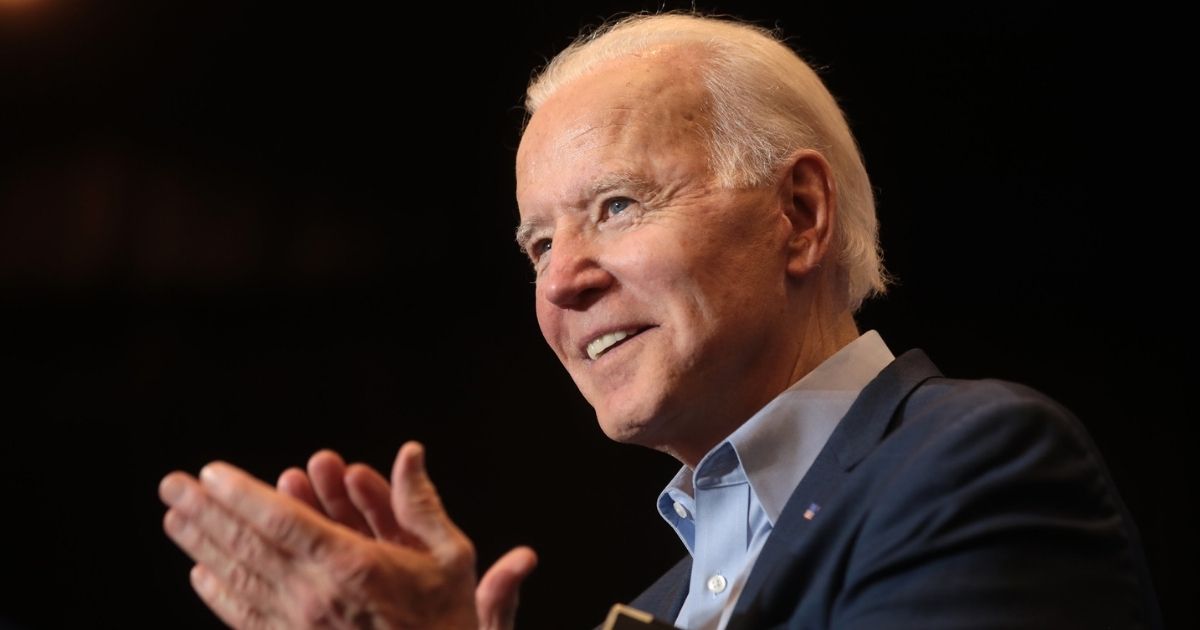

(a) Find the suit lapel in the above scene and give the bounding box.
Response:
[731,349,943,617]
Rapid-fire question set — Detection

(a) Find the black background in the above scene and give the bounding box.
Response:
[1,2,1192,628]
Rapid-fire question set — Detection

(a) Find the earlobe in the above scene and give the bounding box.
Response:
[781,150,836,279]
[786,235,822,278]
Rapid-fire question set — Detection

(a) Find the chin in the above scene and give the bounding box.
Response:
[594,404,669,449]
[581,371,683,447]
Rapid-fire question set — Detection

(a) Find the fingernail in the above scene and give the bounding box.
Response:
[414,445,425,469]
[160,476,186,505]
[200,463,227,487]
[408,452,428,485]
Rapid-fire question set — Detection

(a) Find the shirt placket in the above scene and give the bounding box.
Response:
[684,476,749,629]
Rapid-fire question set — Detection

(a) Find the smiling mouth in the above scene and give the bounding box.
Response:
[586,328,647,361]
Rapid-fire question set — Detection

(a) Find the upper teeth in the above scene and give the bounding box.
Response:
[587,330,634,360]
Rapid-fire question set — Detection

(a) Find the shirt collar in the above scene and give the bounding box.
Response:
[658,330,895,527]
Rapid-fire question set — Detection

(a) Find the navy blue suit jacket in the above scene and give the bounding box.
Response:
[626,350,1161,629]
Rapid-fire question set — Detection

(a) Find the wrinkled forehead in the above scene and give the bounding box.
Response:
[516,49,712,197]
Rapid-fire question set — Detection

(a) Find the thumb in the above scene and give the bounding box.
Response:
[390,441,462,554]
[476,546,538,630]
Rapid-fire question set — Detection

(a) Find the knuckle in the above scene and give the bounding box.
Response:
[284,545,367,627]
[212,588,251,624]
[408,490,442,516]
[226,563,252,593]
[262,508,297,542]
[262,507,330,560]
[444,536,476,573]
[227,524,262,561]
[327,543,374,587]
[295,586,337,626]
[163,510,194,545]
[240,609,272,630]
[194,535,224,568]
[408,475,442,505]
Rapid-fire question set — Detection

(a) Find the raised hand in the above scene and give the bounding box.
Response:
[160,442,536,629]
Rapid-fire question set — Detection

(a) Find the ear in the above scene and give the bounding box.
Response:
[778,150,836,279]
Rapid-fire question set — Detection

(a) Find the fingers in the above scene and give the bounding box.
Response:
[281,451,419,547]
[390,442,471,563]
[197,462,335,558]
[160,472,288,576]
[159,470,290,580]
[163,447,480,629]
[163,504,281,602]
[476,547,538,630]
[344,463,421,547]
[161,471,291,623]
[306,450,373,537]
[277,467,320,511]
[190,564,280,630]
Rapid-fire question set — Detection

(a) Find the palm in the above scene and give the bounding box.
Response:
[276,448,536,630]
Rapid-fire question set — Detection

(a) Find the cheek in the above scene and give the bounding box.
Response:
[609,230,686,293]
[534,294,564,357]
[630,240,714,314]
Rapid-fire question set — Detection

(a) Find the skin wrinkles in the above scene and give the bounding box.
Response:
[516,46,836,466]
[515,171,657,260]
[517,116,713,258]
[522,172,718,278]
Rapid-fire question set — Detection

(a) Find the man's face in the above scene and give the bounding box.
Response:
[515,52,797,456]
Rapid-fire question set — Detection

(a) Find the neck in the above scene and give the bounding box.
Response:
[664,304,861,469]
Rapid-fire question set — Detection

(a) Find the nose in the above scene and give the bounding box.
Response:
[539,231,614,309]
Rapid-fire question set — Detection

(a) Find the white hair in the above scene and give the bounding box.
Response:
[525,13,889,310]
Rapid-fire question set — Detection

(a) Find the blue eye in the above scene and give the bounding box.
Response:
[606,198,631,216]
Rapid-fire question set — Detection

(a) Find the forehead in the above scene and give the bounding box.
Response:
[516,49,712,213]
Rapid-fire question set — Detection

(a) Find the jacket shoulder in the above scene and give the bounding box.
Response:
[831,375,1158,628]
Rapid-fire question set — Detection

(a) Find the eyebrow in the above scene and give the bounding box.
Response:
[587,171,654,199]
[514,218,545,253]
[515,172,655,251]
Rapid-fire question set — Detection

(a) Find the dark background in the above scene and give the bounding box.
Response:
[1,1,1192,628]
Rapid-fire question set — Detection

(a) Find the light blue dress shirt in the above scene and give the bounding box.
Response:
[656,331,895,630]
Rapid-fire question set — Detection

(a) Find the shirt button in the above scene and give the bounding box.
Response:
[673,501,689,519]
[707,574,727,594]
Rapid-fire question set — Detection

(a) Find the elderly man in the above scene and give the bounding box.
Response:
[159,13,1160,629]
